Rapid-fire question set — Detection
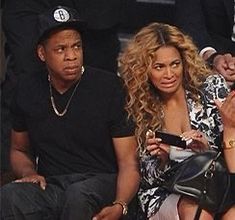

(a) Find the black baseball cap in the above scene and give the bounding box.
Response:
[38,6,87,43]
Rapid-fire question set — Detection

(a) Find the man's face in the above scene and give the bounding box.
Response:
[37,29,83,83]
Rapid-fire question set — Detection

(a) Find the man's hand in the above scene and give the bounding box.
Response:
[213,53,235,86]
[14,174,46,190]
[92,204,123,220]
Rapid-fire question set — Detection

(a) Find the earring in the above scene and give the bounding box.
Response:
[81,66,85,74]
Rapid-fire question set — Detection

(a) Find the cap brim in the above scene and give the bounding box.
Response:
[38,20,87,44]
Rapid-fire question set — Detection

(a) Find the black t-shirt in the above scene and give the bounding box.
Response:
[11,66,135,177]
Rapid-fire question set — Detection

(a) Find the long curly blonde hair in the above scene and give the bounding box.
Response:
[119,22,211,153]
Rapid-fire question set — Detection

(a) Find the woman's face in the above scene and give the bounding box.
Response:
[149,46,184,96]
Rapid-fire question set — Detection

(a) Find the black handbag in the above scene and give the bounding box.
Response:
[162,151,231,219]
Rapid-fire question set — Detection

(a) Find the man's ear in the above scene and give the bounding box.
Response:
[37,45,46,62]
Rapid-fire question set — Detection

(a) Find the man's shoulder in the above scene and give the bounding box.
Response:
[83,66,125,99]
[16,71,48,100]
[85,66,119,77]
[85,66,122,85]
[17,70,47,87]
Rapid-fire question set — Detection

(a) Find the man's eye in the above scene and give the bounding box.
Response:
[56,48,64,53]
[74,44,81,49]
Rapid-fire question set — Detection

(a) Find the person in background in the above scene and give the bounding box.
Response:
[175,0,235,88]
[215,91,235,220]
[0,6,140,220]
[119,22,232,219]
[0,3,6,83]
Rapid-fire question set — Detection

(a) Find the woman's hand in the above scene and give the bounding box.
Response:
[14,174,46,190]
[215,90,235,133]
[215,87,235,173]
[146,130,170,165]
[181,130,209,152]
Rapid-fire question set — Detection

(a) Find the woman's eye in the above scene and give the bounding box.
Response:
[172,61,181,68]
[155,66,162,70]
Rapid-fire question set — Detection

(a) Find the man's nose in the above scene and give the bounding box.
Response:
[65,49,77,60]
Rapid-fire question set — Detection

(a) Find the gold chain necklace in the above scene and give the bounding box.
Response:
[49,66,84,117]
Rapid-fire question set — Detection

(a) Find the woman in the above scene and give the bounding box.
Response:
[215,91,235,220]
[119,22,230,219]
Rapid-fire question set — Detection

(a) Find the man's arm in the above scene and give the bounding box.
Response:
[112,136,140,203]
[10,130,46,189]
[175,0,235,86]
[10,130,35,177]
[175,0,217,62]
[175,0,211,50]
[93,136,140,219]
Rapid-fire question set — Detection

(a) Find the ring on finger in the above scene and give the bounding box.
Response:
[155,150,160,155]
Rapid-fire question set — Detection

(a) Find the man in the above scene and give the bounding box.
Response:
[0,6,140,220]
[1,0,124,176]
[175,0,235,88]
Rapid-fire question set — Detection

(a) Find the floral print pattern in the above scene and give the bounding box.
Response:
[138,74,229,218]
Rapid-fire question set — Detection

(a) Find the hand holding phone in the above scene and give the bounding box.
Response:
[155,131,187,149]
[146,130,170,164]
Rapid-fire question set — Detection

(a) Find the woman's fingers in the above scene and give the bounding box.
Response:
[181,130,208,151]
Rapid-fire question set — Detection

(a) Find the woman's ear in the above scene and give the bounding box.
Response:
[37,45,46,62]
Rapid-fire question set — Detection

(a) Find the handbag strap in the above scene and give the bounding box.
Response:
[194,152,222,220]
[204,152,221,179]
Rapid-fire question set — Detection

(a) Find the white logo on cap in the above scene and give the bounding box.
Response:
[54,8,70,22]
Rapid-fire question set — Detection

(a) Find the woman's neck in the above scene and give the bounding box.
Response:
[161,89,191,134]
[161,88,186,108]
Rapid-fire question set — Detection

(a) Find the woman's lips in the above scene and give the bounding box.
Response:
[161,80,176,87]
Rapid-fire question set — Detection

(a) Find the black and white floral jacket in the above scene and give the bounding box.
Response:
[139,74,230,218]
